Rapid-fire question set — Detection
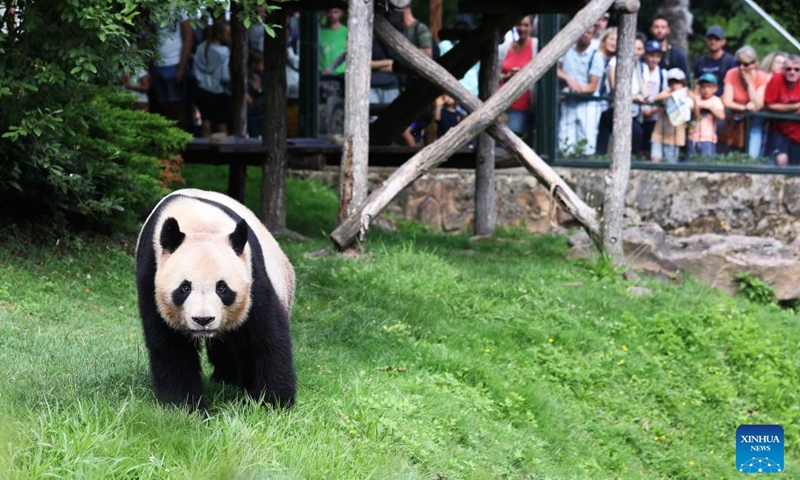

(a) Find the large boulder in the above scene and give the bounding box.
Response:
[569,223,800,301]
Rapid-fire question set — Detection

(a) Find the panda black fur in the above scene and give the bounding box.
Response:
[136,189,296,411]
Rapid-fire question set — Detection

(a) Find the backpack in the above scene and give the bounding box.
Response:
[412,20,440,61]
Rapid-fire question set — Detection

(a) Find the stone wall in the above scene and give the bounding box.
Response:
[293,167,800,245]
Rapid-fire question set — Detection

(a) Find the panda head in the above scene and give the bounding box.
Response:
[154,217,253,338]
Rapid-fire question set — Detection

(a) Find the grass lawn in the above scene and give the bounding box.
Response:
[0,165,798,479]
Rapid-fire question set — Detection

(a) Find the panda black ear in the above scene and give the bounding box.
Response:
[229,219,248,256]
[160,217,185,254]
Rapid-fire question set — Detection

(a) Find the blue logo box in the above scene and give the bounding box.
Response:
[737,425,784,474]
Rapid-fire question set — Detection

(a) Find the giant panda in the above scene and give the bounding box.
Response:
[135,188,296,411]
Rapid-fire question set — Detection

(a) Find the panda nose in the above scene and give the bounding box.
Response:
[192,316,215,327]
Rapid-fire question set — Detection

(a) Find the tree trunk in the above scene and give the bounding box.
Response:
[330,1,615,250]
[429,0,442,44]
[602,10,637,263]
[475,18,499,236]
[261,8,288,231]
[659,0,692,52]
[228,4,249,202]
[338,0,374,243]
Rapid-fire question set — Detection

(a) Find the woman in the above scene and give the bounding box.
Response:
[761,51,787,83]
[722,45,767,158]
[499,15,537,136]
[192,20,232,137]
[594,27,618,155]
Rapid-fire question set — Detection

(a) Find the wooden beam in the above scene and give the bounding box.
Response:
[369,12,518,145]
[331,2,616,249]
[429,0,442,44]
[338,0,374,240]
[475,15,500,236]
[458,0,589,14]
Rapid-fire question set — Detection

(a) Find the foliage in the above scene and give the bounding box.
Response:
[735,271,776,305]
[0,0,287,234]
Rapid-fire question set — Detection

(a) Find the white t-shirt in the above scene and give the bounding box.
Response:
[154,10,188,67]
[642,64,666,121]
[608,56,643,117]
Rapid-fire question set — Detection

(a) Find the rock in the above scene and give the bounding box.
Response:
[570,223,800,301]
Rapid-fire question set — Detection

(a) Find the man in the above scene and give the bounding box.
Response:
[319,8,347,75]
[400,7,433,58]
[590,12,610,50]
[693,25,735,97]
[650,14,690,81]
[764,54,800,165]
[557,27,605,156]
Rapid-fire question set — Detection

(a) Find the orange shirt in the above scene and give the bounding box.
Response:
[723,68,767,105]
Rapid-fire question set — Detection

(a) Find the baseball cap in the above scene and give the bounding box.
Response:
[705,25,725,39]
[645,40,662,53]
[697,73,718,85]
[667,68,686,82]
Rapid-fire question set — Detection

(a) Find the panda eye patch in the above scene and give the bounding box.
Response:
[216,280,237,306]
[172,280,192,306]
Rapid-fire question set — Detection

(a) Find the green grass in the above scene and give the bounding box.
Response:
[0,165,798,479]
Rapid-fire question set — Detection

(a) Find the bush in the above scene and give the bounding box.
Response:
[0,87,190,233]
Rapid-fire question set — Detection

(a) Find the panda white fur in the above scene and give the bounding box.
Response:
[136,188,296,411]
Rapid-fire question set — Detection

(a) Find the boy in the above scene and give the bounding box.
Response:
[641,40,668,157]
[688,73,725,157]
[651,68,693,163]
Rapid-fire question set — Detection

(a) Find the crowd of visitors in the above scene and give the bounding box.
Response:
[133,5,800,166]
[554,14,800,165]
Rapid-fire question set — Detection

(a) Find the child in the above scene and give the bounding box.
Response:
[640,40,668,157]
[688,73,725,157]
[651,68,693,163]
[434,94,464,138]
[246,50,266,139]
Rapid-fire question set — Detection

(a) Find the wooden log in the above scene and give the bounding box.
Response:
[475,17,499,236]
[228,4,249,202]
[330,1,615,249]
[612,0,640,14]
[339,0,374,234]
[601,12,637,263]
[261,7,289,231]
[429,0,442,44]
[458,0,589,14]
[369,12,518,145]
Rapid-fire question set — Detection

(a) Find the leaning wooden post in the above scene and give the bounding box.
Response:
[330,0,615,250]
[261,7,289,231]
[337,0,374,249]
[602,2,639,263]
[475,17,500,236]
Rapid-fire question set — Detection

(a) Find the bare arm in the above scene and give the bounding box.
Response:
[176,19,194,83]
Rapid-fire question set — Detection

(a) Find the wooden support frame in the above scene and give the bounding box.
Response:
[602,3,640,262]
[369,12,518,145]
[330,0,617,250]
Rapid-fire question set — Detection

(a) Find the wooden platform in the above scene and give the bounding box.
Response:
[183,137,516,200]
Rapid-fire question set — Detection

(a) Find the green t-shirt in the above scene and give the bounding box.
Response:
[319,25,348,74]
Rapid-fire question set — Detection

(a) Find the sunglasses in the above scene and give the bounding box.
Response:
[738,61,755,67]
[786,67,800,72]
